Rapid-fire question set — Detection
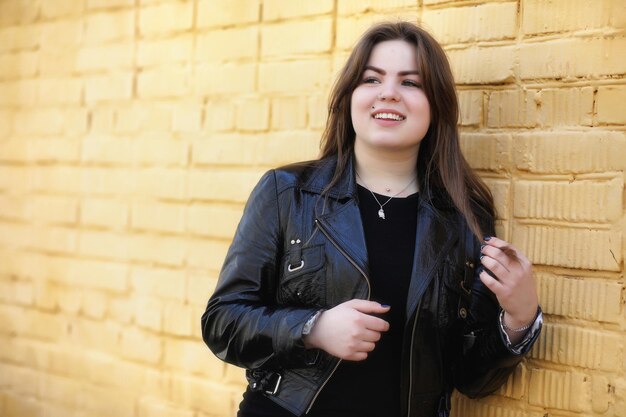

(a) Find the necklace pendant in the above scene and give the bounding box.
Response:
[378,208,386,219]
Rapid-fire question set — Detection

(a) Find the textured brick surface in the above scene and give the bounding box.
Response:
[0,1,625,417]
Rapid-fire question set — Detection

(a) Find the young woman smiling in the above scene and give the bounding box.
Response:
[202,22,542,417]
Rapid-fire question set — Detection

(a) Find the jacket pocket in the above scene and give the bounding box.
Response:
[437,259,465,330]
[278,244,326,308]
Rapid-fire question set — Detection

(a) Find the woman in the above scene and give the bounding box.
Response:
[202,22,542,417]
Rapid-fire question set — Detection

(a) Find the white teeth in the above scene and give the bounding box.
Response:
[374,112,405,121]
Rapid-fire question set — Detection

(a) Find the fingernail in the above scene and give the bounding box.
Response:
[479,254,485,260]
[483,236,492,241]
[476,266,484,274]
[381,304,390,308]
[480,244,486,251]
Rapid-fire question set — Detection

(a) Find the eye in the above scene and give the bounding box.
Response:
[362,77,380,84]
[402,79,422,88]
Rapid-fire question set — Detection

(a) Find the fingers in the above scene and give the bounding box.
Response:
[348,299,391,315]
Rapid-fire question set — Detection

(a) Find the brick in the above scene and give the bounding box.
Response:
[41,0,84,18]
[264,0,332,20]
[187,273,218,304]
[163,300,194,336]
[187,203,243,239]
[0,195,27,221]
[76,43,134,72]
[452,392,541,417]
[597,86,626,125]
[37,77,83,105]
[536,87,594,127]
[195,63,256,95]
[448,45,516,85]
[458,90,483,126]
[39,374,83,407]
[189,168,265,202]
[137,67,191,98]
[4,392,42,417]
[24,137,81,163]
[187,238,230,271]
[459,133,512,172]
[132,134,189,165]
[87,0,135,8]
[259,58,331,93]
[270,96,308,130]
[139,2,193,36]
[130,234,186,267]
[497,363,527,399]
[203,100,236,132]
[513,131,626,173]
[134,168,187,199]
[81,385,136,416]
[258,131,320,165]
[487,89,538,128]
[29,225,78,255]
[192,134,259,166]
[482,179,510,220]
[81,134,133,164]
[40,49,78,76]
[115,104,172,133]
[40,20,83,51]
[85,73,133,102]
[0,51,38,79]
[138,398,194,417]
[423,2,517,44]
[120,326,162,364]
[0,80,37,107]
[523,0,626,35]
[56,257,129,292]
[519,37,626,80]
[80,197,129,229]
[134,296,163,331]
[0,25,41,52]
[164,338,222,378]
[78,230,132,261]
[512,224,621,271]
[0,110,14,136]
[81,289,107,319]
[262,18,332,57]
[173,103,202,133]
[131,200,185,233]
[236,97,270,131]
[338,0,417,15]
[196,27,258,62]
[0,1,40,25]
[336,14,399,50]
[308,93,328,129]
[514,177,622,222]
[138,35,193,67]
[84,10,134,44]
[131,265,186,300]
[529,368,591,412]
[531,323,622,371]
[171,376,237,416]
[536,273,623,323]
[27,195,79,224]
[197,0,260,28]
[109,296,134,324]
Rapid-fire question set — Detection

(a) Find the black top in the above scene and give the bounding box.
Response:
[237,185,418,417]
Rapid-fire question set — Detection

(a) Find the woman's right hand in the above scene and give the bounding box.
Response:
[303,299,390,361]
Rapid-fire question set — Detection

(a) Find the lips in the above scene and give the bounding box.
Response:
[371,109,406,121]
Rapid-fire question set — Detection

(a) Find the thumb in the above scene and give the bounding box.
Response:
[347,299,391,314]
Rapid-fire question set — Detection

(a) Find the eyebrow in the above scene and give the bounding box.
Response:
[364,65,420,76]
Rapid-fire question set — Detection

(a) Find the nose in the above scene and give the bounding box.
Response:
[377,82,400,102]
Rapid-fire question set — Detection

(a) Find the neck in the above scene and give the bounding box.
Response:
[354,142,419,196]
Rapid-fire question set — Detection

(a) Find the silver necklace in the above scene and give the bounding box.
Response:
[356,172,417,220]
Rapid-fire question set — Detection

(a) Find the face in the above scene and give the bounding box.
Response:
[350,39,431,155]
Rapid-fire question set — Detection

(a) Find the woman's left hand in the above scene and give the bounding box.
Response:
[478,236,539,330]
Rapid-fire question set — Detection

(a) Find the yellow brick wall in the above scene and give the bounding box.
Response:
[0,1,624,416]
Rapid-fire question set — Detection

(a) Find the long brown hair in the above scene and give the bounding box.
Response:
[319,21,494,239]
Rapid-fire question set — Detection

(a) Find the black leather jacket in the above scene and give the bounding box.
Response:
[202,156,537,417]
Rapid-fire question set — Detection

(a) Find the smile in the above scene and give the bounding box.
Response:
[373,112,405,121]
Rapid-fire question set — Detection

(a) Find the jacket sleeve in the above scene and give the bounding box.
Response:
[201,170,320,371]
[452,218,541,398]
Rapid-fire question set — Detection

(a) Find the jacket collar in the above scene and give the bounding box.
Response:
[300,153,456,211]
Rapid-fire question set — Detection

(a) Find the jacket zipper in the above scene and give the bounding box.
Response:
[305,219,372,414]
[406,300,421,417]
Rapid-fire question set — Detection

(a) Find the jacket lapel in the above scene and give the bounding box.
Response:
[405,201,458,319]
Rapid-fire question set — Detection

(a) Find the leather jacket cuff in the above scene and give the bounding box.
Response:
[498,306,543,355]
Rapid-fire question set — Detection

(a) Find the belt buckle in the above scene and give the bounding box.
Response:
[264,373,282,396]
